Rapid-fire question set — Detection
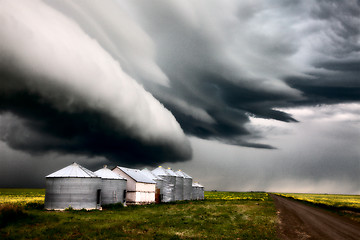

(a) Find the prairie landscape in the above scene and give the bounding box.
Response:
[1,189,360,239]
[275,192,360,223]
[1,189,277,239]
[1,1,360,239]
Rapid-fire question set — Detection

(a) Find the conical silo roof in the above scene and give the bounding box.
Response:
[182,171,192,179]
[176,170,192,179]
[193,182,204,187]
[95,165,126,180]
[141,168,162,181]
[175,170,184,177]
[116,166,156,184]
[46,162,98,178]
[165,168,177,176]
[152,166,170,176]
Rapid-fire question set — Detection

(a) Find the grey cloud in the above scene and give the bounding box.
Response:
[169,108,360,194]
[0,141,110,188]
[0,0,359,171]
[44,0,169,86]
[285,0,360,105]
[0,0,191,166]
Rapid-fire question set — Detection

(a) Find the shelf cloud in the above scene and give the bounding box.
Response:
[0,0,190,165]
[0,0,359,168]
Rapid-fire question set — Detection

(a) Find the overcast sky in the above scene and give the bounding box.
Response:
[0,0,359,194]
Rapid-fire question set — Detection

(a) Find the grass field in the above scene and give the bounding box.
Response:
[205,191,268,201]
[276,192,360,222]
[276,192,360,209]
[2,189,359,239]
[0,190,277,240]
[0,189,45,205]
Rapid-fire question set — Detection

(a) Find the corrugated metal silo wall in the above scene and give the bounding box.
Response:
[100,179,127,205]
[154,179,164,195]
[160,175,176,202]
[175,176,184,201]
[199,187,204,200]
[45,177,102,210]
[196,187,201,200]
[183,178,192,200]
[191,186,200,200]
[191,186,196,200]
[197,187,202,200]
[195,187,200,200]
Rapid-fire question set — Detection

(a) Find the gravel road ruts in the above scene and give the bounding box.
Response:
[271,194,360,240]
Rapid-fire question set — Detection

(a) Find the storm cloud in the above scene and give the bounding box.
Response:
[0,0,190,165]
[0,0,359,168]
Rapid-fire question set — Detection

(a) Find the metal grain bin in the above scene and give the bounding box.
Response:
[152,166,175,202]
[191,183,196,200]
[170,169,184,201]
[191,182,205,200]
[94,166,127,205]
[197,183,204,200]
[165,168,182,201]
[191,182,200,200]
[45,162,102,210]
[176,170,192,200]
[141,168,164,203]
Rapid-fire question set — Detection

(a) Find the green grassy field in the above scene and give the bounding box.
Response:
[0,189,45,205]
[276,192,360,222]
[0,190,277,240]
[276,192,360,209]
[2,189,360,239]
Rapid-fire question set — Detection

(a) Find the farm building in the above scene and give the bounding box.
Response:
[113,166,156,205]
[152,166,176,202]
[198,184,204,200]
[191,182,205,200]
[44,163,204,209]
[168,168,184,201]
[176,170,193,200]
[141,168,164,203]
[94,166,127,205]
[45,162,102,210]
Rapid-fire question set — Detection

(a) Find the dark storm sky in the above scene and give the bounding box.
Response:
[0,0,359,193]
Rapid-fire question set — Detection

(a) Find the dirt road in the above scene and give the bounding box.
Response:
[271,194,360,240]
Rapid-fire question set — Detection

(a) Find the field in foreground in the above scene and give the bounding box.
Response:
[0,190,277,240]
[2,189,360,239]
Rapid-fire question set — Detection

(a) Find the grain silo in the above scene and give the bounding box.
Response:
[198,183,205,200]
[191,182,205,200]
[191,183,198,200]
[169,168,183,201]
[94,166,127,205]
[45,162,102,210]
[112,166,156,205]
[176,170,193,200]
[141,168,164,203]
[152,166,175,202]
